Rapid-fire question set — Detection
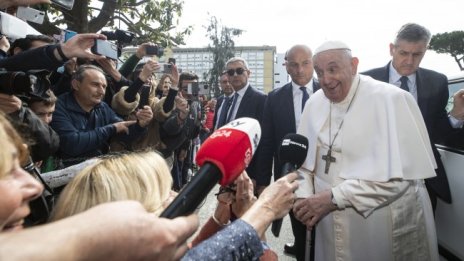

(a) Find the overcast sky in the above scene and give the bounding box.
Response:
[176,0,462,76]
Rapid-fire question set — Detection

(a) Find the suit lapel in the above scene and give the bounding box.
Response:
[283,83,296,131]
[236,86,252,118]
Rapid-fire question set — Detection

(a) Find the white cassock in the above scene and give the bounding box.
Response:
[296,74,439,261]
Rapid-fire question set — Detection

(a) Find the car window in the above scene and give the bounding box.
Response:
[446,79,464,112]
[438,76,464,151]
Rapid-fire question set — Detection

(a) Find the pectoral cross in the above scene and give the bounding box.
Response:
[322,149,336,174]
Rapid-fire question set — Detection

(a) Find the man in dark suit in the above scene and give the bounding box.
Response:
[254,45,319,260]
[224,57,267,183]
[213,72,235,130]
[363,23,462,211]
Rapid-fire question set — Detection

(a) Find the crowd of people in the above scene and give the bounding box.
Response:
[1,0,464,260]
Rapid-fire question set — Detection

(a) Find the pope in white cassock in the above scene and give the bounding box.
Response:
[293,41,438,261]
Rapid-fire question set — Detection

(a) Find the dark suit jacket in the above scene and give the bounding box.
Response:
[363,62,452,202]
[212,95,224,130]
[254,81,320,186]
[233,85,267,181]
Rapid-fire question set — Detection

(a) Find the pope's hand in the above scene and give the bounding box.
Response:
[293,189,337,230]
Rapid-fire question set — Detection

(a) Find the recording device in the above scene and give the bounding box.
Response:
[51,0,75,10]
[145,45,164,57]
[138,85,150,109]
[0,11,41,40]
[16,6,45,24]
[187,82,209,96]
[101,29,135,44]
[271,133,309,237]
[168,57,176,65]
[62,30,76,42]
[91,39,118,60]
[160,117,261,218]
[155,63,172,74]
[0,70,51,99]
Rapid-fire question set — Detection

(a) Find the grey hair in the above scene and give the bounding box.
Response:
[225,57,249,70]
[72,64,105,82]
[394,23,431,45]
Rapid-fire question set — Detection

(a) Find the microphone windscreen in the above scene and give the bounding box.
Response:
[196,117,261,186]
[279,133,309,168]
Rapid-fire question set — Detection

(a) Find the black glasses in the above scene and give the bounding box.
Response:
[226,68,246,76]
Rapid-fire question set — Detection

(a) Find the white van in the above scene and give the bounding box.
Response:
[435,72,464,261]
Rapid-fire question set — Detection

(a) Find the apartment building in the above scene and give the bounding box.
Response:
[171,46,277,93]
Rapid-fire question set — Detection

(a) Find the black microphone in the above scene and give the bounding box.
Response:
[271,133,309,237]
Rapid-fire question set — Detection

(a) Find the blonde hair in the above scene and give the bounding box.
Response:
[51,151,172,221]
[0,112,29,178]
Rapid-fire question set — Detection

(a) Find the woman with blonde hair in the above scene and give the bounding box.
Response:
[50,148,299,260]
[51,151,173,220]
[0,113,43,232]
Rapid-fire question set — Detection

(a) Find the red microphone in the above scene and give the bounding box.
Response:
[160,117,261,218]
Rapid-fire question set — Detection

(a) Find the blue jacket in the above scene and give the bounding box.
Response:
[51,92,146,166]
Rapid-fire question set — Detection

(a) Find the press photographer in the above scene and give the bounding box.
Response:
[0,69,59,162]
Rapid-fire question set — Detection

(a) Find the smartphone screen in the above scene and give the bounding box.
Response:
[91,39,118,60]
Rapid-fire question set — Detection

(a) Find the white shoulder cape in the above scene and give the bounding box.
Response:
[298,75,436,181]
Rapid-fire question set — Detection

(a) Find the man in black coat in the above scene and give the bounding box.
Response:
[213,72,235,130]
[223,57,267,185]
[254,45,319,260]
[363,23,463,210]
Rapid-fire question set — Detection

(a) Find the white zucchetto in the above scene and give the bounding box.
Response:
[314,41,351,56]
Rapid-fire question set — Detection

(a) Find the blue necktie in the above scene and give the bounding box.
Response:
[226,92,239,123]
[400,76,410,92]
[216,96,232,129]
[300,86,309,112]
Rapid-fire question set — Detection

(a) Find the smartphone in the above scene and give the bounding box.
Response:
[91,39,118,60]
[51,0,75,10]
[63,30,76,42]
[138,85,150,109]
[16,6,45,24]
[168,57,176,65]
[155,63,172,74]
[187,82,209,96]
[145,45,160,56]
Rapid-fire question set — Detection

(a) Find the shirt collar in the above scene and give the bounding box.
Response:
[389,62,416,85]
[291,79,314,95]
[236,83,249,97]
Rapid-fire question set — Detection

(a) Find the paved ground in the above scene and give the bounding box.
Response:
[193,185,450,261]
[195,184,297,261]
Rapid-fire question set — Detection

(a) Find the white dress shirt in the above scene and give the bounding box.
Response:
[292,80,313,130]
[228,83,249,121]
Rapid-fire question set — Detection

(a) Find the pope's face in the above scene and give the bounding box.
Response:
[390,39,427,76]
[313,50,358,103]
